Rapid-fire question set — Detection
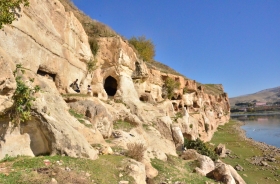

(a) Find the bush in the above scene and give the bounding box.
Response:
[184,138,217,161]
[162,77,180,99]
[0,0,29,29]
[128,36,155,62]
[126,143,146,161]
[89,37,99,56]
[10,64,40,126]
[87,57,97,73]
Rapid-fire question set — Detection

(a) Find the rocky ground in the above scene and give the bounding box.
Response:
[211,119,280,184]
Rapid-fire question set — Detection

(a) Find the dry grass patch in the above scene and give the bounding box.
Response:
[126,143,146,161]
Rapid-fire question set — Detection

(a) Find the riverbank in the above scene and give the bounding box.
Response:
[210,119,280,184]
[231,111,280,117]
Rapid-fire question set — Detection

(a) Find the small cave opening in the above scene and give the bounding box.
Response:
[37,69,56,82]
[193,102,200,108]
[104,76,118,96]
[172,102,178,111]
[21,119,51,156]
[178,103,183,110]
[183,133,192,140]
[177,94,182,100]
[140,94,149,102]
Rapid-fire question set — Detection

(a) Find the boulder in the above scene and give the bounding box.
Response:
[181,149,198,160]
[215,143,227,158]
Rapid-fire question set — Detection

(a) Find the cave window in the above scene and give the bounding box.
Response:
[177,94,182,100]
[178,103,183,109]
[172,102,178,111]
[104,76,118,96]
[37,69,56,82]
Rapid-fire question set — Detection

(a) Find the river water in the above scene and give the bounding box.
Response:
[231,114,280,148]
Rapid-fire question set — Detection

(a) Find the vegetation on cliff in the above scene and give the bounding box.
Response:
[0,0,29,29]
[10,64,40,127]
[128,36,155,62]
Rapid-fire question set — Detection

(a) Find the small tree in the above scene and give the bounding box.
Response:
[10,64,40,127]
[87,57,97,74]
[0,0,29,29]
[129,36,155,62]
[163,77,180,99]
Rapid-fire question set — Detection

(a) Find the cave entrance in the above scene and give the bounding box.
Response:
[104,76,118,96]
[37,69,56,82]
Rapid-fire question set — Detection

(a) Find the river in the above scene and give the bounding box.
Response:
[231,114,280,148]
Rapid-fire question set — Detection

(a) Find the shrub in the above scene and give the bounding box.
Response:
[183,87,188,94]
[126,143,146,161]
[10,64,40,126]
[128,36,155,62]
[184,138,217,161]
[172,112,183,122]
[162,77,180,99]
[89,37,99,56]
[0,0,29,29]
[87,57,97,73]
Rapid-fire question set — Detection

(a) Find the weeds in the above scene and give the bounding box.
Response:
[113,120,133,132]
[126,143,146,161]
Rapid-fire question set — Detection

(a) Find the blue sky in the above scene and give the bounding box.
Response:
[72,0,280,98]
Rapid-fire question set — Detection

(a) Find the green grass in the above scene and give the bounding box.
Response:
[68,109,93,128]
[113,120,134,132]
[150,155,215,184]
[210,119,280,184]
[0,155,134,184]
[62,93,91,97]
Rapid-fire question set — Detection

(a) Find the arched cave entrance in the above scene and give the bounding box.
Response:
[104,76,118,96]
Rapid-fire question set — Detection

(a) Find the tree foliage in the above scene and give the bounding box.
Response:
[184,138,218,161]
[128,36,155,62]
[10,64,40,126]
[162,77,180,99]
[0,0,29,29]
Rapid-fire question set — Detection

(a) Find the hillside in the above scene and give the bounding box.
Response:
[58,0,224,96]
[230,86,280,107]
[0,0,235,183]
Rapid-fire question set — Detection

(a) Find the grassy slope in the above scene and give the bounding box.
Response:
[0,154,219,184]
[210,120,280,184]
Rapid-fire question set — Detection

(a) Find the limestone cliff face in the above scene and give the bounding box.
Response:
[0,0,230,167]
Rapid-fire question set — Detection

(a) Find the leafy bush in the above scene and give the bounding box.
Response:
[89,37,99,56]
[128,36,155,62]
[184,138,217,161]
[10,64,40,126]
[87,57,97,73]
[0,0,29,29]
[162,77,180,99]
[172,112,183,122]
[183,87,188,94]
[126,143,146,161]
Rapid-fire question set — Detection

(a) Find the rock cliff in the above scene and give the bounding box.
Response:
[0,0,230,182]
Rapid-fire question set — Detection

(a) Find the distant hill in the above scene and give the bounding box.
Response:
[230,86,280,107]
